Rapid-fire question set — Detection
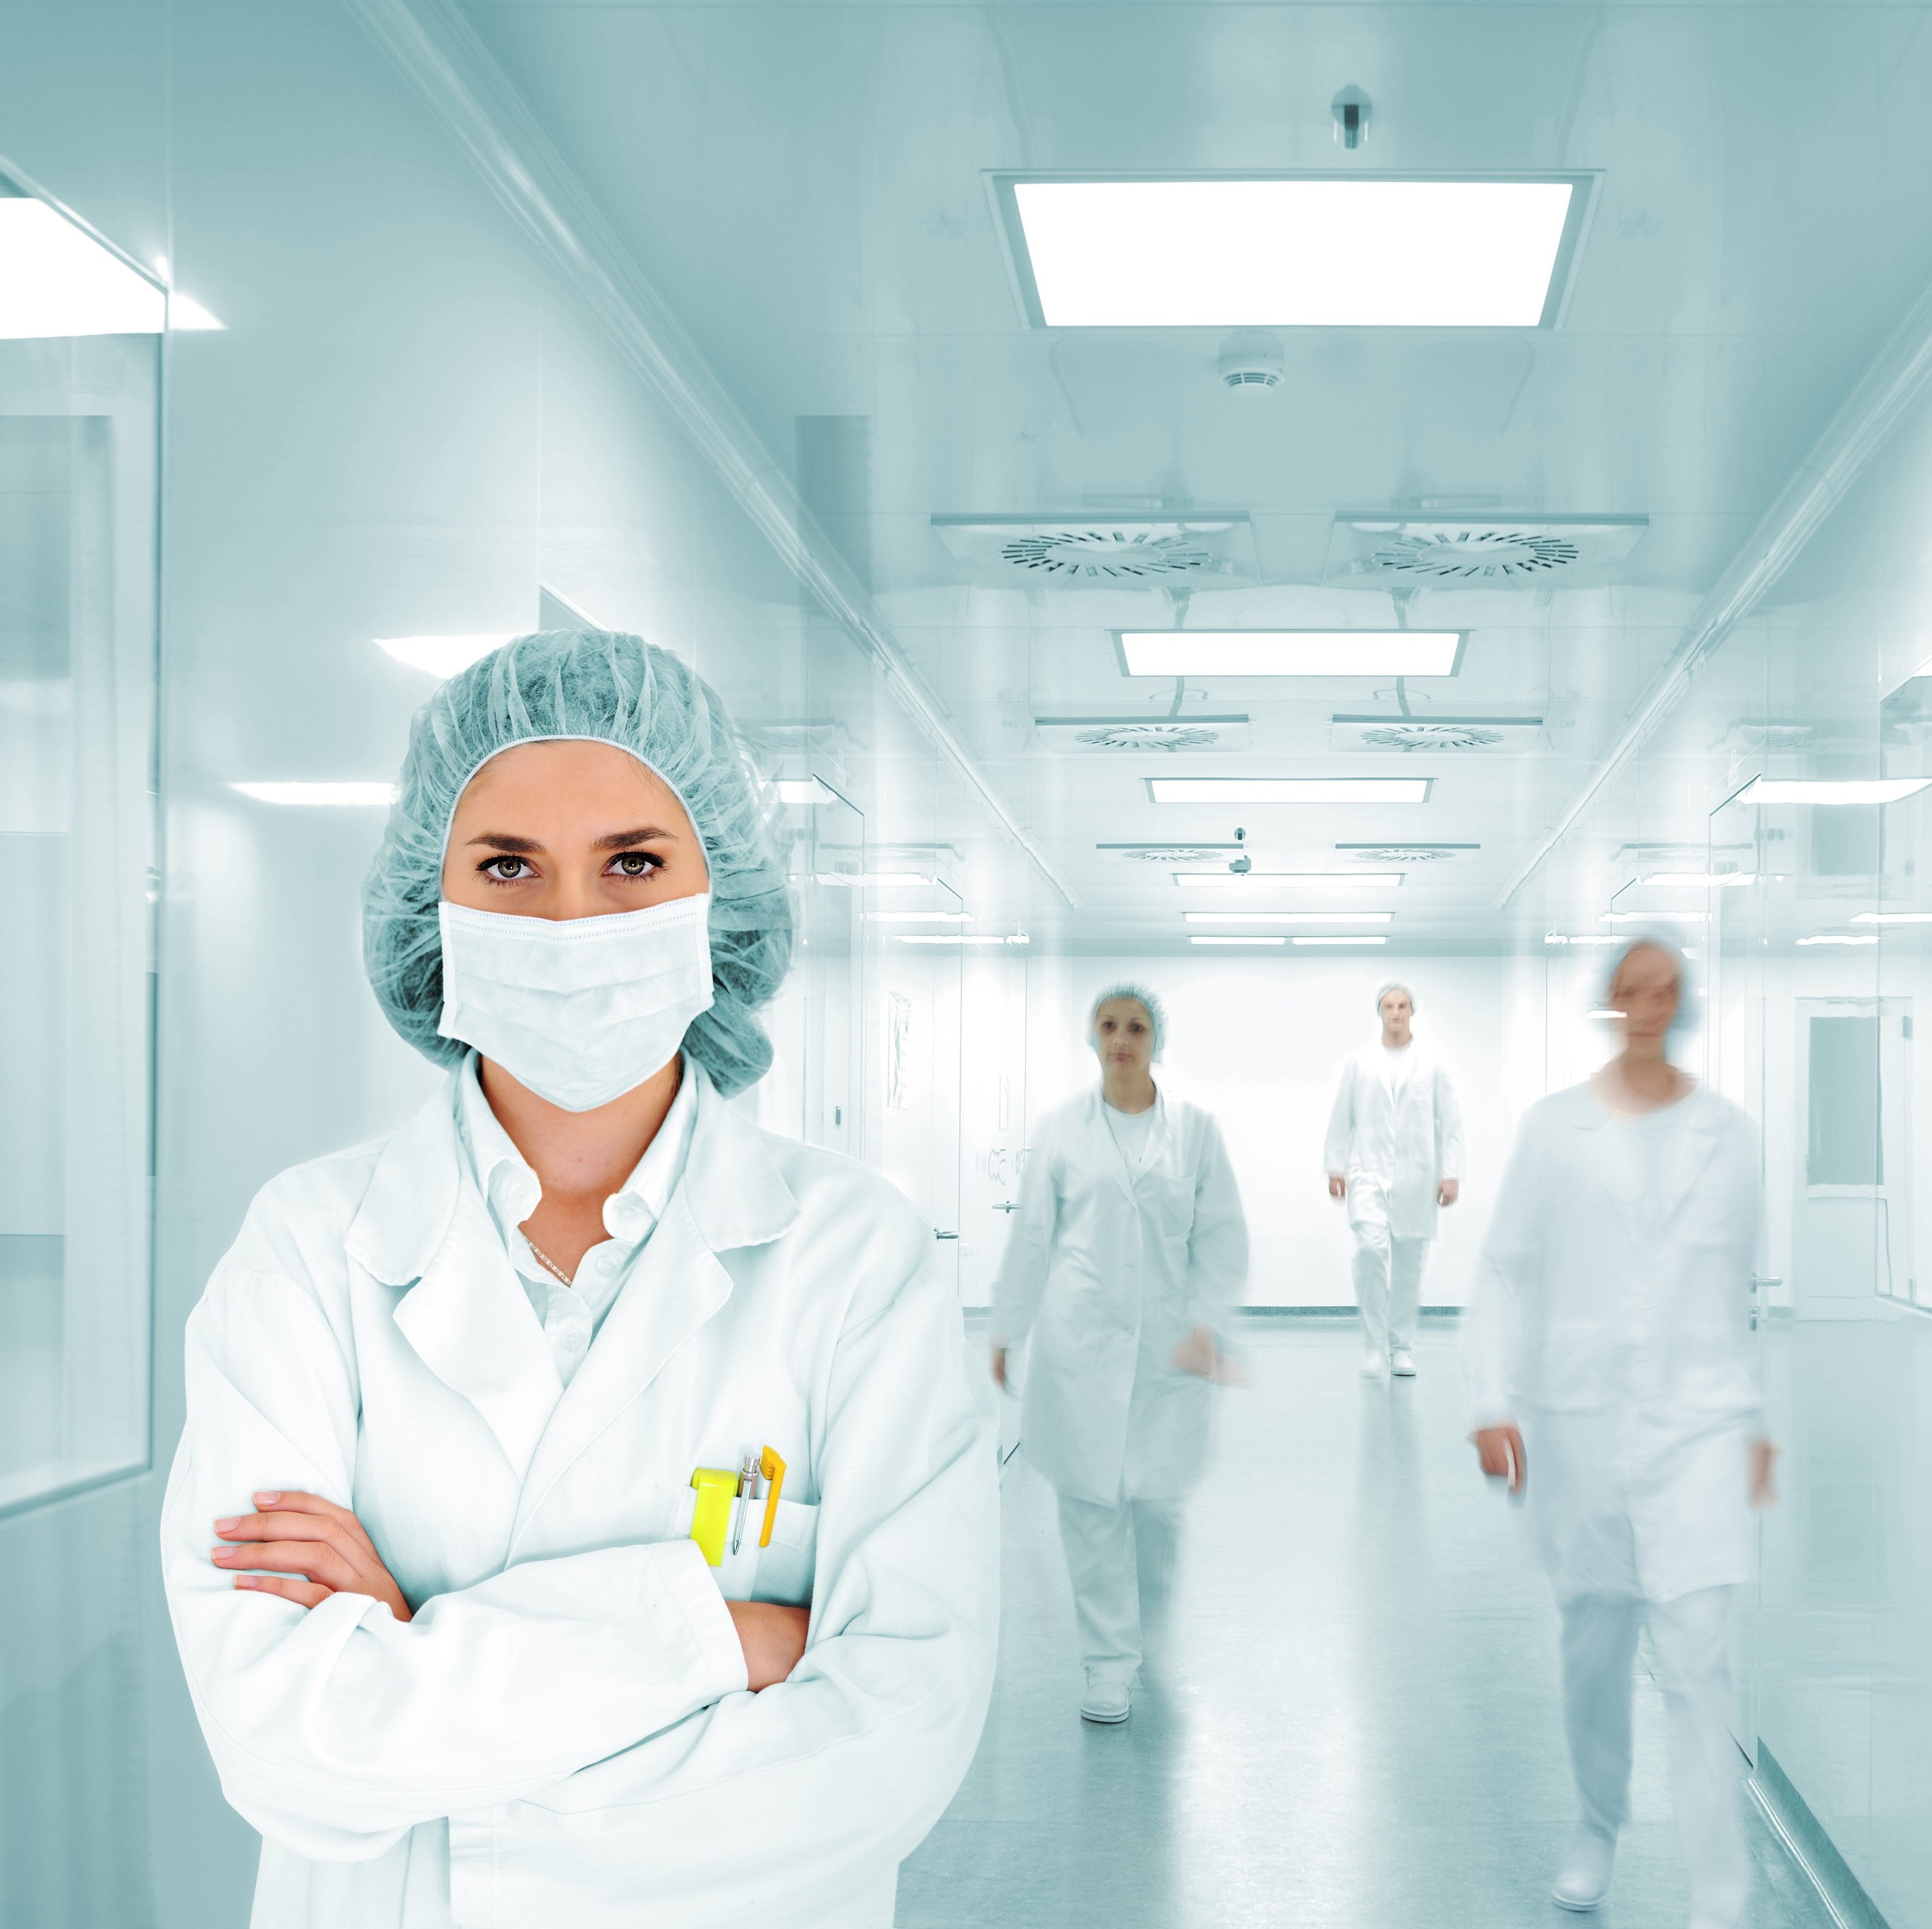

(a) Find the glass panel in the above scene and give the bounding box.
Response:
[0,183,158,1513]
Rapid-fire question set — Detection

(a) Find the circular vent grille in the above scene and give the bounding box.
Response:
[1116,845,1233,863]
[1073,723,1224,752]
[999,529,1220,579]
[1349,845,1460,864]
[1354,723,1507,752]
[1361,529,1583,580]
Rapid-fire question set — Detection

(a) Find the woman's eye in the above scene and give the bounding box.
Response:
[481,856,531,883]
[610,852,661,879]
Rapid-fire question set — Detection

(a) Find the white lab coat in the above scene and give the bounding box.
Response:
[992,1088,1248,1505]
[161,1065,998,1929]
[1323,1043,1465,1240]
[1461,1081,1762,1603]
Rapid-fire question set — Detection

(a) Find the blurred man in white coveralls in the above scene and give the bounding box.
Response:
[1463,939,1778,1928]
[1325,982,1464,1379]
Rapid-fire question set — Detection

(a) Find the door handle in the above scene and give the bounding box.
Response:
[992,1202,1019,1214]
[934,1229,960,1240]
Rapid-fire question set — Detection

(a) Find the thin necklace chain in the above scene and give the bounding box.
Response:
[521,1231,575,1288]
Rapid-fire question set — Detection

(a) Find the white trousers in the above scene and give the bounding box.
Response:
[1350,1225,1429,1354]
[1559,1586,1749,1928]
[1056,1492,1184,1685]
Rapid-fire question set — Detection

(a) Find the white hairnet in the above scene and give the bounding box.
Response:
[1602,934,1697,1037]
[363,629,792,1095]
[1088,982,1167,1061]
[1376,981,1416,1014]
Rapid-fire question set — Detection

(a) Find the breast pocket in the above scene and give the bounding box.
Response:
[704,1497,819,1608]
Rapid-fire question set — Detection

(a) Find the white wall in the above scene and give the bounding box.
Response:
[1017,953,1586,1308]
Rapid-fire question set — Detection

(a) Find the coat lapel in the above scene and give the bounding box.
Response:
[1658,1095,1726,1228]
[507,1071,799,1550]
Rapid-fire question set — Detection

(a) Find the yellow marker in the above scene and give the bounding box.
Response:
[689,1467,739,1567]
[758,1446,787,1550]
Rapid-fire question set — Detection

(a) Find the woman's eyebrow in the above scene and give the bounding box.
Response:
[592,825,679,851]
[466,833,545,854]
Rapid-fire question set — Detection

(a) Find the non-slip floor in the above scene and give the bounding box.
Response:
[897,1318,1841,1929]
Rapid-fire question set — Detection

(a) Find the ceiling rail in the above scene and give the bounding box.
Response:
[343,0,1078,909]
[1498,271,1932,911]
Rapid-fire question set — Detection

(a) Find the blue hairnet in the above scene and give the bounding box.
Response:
[1088,982,1167,1062]
[363,630,793,1096]
[1376,980,1416,1014]
[1602,934,1699,1041]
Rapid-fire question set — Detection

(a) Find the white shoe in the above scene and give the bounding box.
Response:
[1551,1825,1616,1911]
[1079,1673,1131,1724]
[1359,1347,1387,1379]
[1390,1347,1417,1377]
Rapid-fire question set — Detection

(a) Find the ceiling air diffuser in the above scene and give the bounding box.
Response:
[932,514,1259,586]
[1035,715,1250,753]
[1329,715,1544,753]
[1324,515,1646,587]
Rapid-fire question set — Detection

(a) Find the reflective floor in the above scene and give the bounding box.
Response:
[902,1321,1838,1929]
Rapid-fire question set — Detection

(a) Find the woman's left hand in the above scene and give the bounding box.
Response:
[212,1491,413,1622]
[1171,1324,1250,1387]
[1748,1438,1779,1509]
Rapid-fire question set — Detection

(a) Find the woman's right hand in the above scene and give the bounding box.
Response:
[990,1345,1007,1390]
[726,1600,810,1691]
[1472,1424,1527,1495]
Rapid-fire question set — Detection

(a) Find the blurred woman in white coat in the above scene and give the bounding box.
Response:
[991,984,1248,1725]
[1324,982,1464,1379]
[161,632,998,1929]
[1463,939,1777,1929]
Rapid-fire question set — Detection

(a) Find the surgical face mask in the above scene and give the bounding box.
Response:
[436,892,715,1112]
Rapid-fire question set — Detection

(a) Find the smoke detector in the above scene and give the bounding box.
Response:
[1336,843,1479,863]
[931,514,1259,586]
[1218,331,1284,390]
[1098,842,1245,863]
[1325,515,1647,586]
[1331,715,1543,753]
[1036,715,1250,753]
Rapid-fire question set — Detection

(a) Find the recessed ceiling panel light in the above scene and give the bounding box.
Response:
[1545,933,1624,946]
[1797,934,1879,946]
[1175,871,1403,889]
[1184,911,1393,926]
[897,932,1029,947]
[230,781,396,807]
[775,777,840,806]
[1600,910,1707,925]
[1150,777,1429,804]
[1007,178,1578,328]
[1634,873,1756,888]
[1736,777,1932,805]
[1850,911,1932,924]
[1190,936,1286,947]
[1120,631,1463,678]
[816,872,939,889]
[0,198,164,337]
[376,633,514,677]
[864,911,973,925]
[1293,935,1389,945]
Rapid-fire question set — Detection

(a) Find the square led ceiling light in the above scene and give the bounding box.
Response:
[999,176,1586,328]
[0,191,222,337]
[1150,778,1429,804]
[1119,631,1463,678]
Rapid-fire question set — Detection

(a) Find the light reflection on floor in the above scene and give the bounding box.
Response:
[899,1319,1838,1929]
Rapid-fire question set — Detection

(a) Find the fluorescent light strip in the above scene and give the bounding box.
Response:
[1013,178,1574,328]
[1120,631,1461,678]
[1293,935,1389,946]
[897,933,1028,947]
[231,782,396,807]
[816,873,939,889]
[1736,777,1932,806]
[1175,871,1402,890]
[1850,911,1932,924]
[864,911,973,925]
[1151,778,1429,805]
[1545,934,1624,946]
[774,777,840,806]
[1635,873,1756,888]
[376,634,513,677]
[1185,911,1393,926]
[1600,911,1707,925]
[1798,934,1880,946]
[1190,936,1285,947]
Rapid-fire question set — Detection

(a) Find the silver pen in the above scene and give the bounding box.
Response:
[731,1452,761,1555]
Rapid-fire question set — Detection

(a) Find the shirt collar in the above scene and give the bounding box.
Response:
[454,1052,701,1253]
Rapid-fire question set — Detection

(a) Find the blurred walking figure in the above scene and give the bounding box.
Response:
[1325,982,1464,1379]
[992,984,1248,1727]
[1463,938,1778,1929]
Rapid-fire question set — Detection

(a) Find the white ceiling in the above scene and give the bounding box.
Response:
[460,0,1932,952]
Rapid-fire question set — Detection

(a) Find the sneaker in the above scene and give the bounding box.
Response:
[1551,1824,1616,1911]
[1390,1347,1417,1377]
[1359,1348,1387,1380]
[1079,1673,1131,1724]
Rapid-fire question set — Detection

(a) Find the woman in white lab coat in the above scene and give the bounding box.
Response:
[992,984,1248,1725]
[161,631,998,1929]
[1463,938,1776,1929]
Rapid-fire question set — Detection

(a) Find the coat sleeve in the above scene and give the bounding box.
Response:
[454,1233,1001,1926]
[1186,1116,1250,1340]
[1323,1062,1355,1176]
[1461,1112,1546,1429]
[992,1122,1060,1349]
[1436,1063,1466,1182]
[161,1265,747,1861]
